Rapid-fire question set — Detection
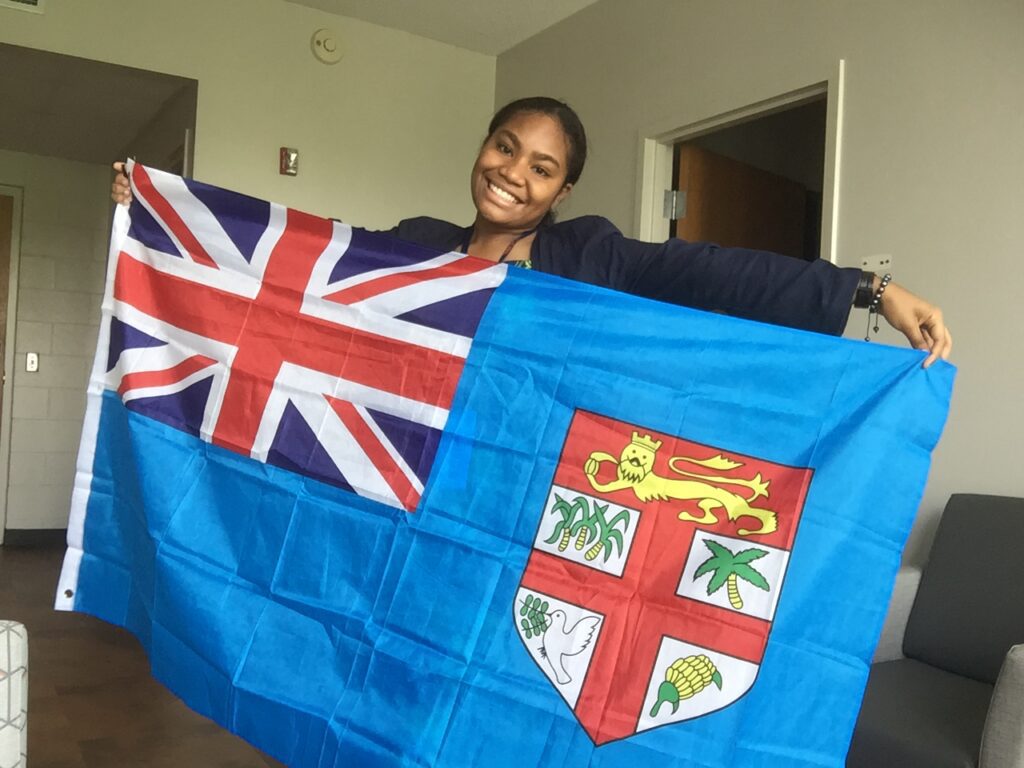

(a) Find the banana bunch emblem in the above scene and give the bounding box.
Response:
[649,654,723,717]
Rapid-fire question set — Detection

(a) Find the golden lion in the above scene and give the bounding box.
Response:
[583,432,777,537]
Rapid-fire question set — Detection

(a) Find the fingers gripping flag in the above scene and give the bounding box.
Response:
[57,163,954,768]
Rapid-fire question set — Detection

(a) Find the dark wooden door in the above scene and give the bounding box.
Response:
[674,144,807,259]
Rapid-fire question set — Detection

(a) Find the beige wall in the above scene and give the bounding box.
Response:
[120,83,198,173]
[496,0,1024,563]
[0,0,495,227]
[0,150,109,529]
[0,0,496,530]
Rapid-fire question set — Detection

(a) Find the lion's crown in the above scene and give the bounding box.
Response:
[630,431,663,452]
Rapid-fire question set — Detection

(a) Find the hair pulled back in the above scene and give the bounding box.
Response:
[486,97,588,187]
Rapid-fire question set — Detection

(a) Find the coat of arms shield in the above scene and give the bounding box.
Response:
[514,410,812,745]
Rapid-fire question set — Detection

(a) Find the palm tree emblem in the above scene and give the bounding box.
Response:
[693,539,770,611]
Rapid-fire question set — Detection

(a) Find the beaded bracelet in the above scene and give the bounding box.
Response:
[865,273,892,341]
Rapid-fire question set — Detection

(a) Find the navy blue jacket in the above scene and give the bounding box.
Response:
[388,215,860,336]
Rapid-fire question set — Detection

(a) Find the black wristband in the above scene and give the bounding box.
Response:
[853,270,876,308]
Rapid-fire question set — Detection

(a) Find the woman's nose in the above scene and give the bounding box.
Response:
[498,158,527,185]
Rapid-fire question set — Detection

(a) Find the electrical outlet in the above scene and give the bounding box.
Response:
[861,254,894,272]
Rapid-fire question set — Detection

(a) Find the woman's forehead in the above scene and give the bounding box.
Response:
[494,112,570,162]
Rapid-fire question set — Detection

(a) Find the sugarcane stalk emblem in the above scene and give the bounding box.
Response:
[544,494,631,563]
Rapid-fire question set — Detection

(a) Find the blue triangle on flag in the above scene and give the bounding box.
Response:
[107,317,167,372]
[124,376,212,437]
[267,401,355,494]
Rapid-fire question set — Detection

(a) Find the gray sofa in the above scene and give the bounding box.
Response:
[847,494,1024,768]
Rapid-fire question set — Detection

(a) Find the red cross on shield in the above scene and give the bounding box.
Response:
[514,410,812,745]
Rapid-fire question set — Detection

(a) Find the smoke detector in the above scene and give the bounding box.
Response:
[311,28,343,65]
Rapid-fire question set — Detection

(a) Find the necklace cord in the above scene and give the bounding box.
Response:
[463,225,540,262]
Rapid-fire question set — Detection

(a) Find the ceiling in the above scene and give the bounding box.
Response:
[285,0,600,55]
[0,43,193,166]
[0,1,592,165]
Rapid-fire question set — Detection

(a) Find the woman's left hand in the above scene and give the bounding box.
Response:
[878,281,952,368]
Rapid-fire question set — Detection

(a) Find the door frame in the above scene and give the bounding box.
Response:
[633,60,845,264]
[0,185,23,544]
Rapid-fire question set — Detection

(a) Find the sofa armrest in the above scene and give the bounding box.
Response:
[980,644,1024,768]
[873,565,922,663]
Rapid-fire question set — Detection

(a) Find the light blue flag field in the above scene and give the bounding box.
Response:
[57,163,954,767]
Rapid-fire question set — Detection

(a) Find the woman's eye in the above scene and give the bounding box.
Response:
[533,166,550,177]
[497,142,512,155]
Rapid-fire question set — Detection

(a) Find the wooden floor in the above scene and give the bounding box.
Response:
[0,543,284,768]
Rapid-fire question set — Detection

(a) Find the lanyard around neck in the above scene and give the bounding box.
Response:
[462,225,539,263]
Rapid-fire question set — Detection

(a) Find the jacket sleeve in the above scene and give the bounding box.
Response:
[538,216,861,336]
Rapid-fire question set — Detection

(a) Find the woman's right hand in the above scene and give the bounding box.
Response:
[112,161,132,205]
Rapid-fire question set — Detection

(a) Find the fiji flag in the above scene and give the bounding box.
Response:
[57,162,953,767]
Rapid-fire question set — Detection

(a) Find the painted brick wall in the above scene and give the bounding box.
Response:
[1,149,110,529]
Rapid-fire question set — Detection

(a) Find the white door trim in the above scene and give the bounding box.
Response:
[633,59,846,265]
[0,185,23,544]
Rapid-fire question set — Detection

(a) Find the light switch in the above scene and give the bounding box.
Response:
[26,352,39,372]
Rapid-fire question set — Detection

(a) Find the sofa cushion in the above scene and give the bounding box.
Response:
[902,494,1024,683]
[847,658,993,768]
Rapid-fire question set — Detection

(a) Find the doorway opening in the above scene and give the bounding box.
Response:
[670,98,826,261]
[634,61,845,264]
[0,42,198,542]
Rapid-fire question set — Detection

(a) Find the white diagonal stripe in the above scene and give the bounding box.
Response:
[120,237,262,299]
[251,362,449,464]
[349,265,506,318]
[260,384,402,508]
[299,294,471,358]
[306,221,354,298]
[355,402,424,496]
[135,166,256,277]
[248,202,288,277]
[111,301,239,372]
[323,249,465,294]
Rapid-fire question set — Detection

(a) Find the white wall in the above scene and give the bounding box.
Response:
[0,0,496,529]
[0,150,109,529]
[496,0,1024,563]
[0,0,495,227]
[120,84,198,173]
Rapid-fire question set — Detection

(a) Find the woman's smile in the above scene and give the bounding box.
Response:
[485,179,524,206]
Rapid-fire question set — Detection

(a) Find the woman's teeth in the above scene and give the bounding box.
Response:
[488,182,520,204]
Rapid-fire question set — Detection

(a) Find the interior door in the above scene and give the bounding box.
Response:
[673,144,808,259]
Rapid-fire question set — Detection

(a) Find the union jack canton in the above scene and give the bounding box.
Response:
[109,161,506,512]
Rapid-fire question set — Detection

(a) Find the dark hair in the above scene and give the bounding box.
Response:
[486,97,588,187]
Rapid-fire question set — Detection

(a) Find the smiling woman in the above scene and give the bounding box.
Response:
[385,97,951,365]
[471,112,573,241]
[110,96,952,365]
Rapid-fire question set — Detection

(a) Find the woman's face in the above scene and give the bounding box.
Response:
[470,111,573,232]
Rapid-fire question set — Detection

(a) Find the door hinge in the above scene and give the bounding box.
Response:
[663,189,687,220]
